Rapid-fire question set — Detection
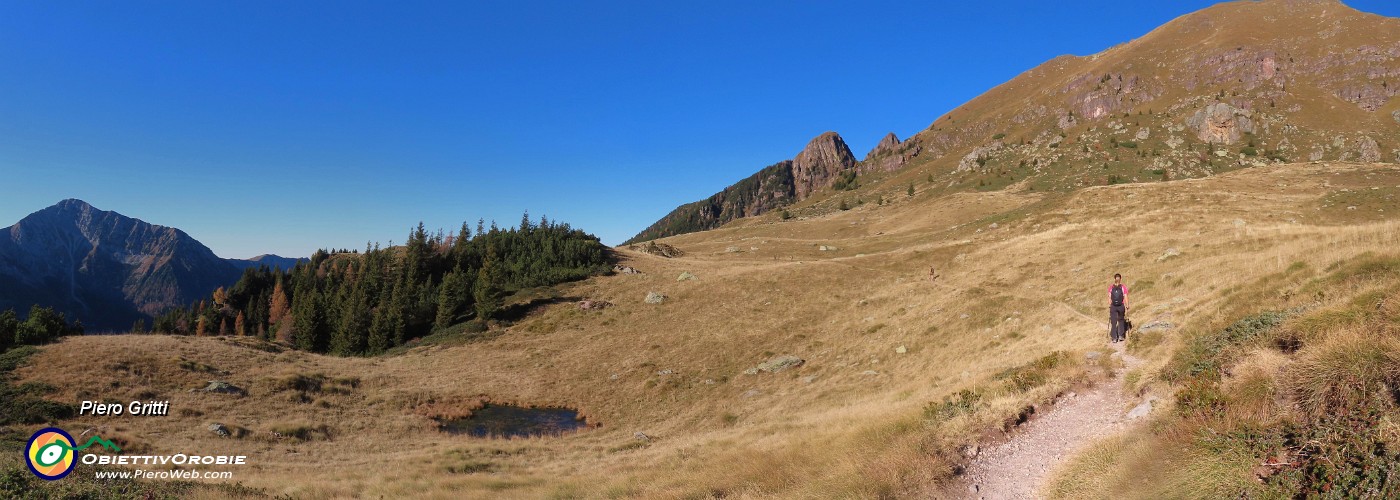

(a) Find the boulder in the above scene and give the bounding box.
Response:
[644,292,666,304]
[1185,103,1255,145]
[1358,136,1381,163]
[613,265,642,275]
[677,272,696,282]
[756,355,805,373]
[208,423,231,437]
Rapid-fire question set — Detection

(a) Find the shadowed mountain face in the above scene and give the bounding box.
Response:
[0,199,242,330]
[632,0,1400,244]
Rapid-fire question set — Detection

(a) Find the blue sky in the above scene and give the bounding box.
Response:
[3,1,1398,258]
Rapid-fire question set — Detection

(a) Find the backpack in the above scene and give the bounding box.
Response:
[1111,284,1124,307]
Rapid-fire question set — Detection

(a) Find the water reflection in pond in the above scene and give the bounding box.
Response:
[439,404,589,438]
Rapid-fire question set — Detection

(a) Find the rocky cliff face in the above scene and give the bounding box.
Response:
[790,132,858,199]
[625,132,856,244]
[0,199,242,330]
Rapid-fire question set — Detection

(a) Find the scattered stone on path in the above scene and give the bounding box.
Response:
[644,292,666,304]
[1139,320,1175,332]
[677,271,696,281]
[1127,396,1159,420]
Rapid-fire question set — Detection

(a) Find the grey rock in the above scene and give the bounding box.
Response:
[757,355,805,373]
[725,246,741,253]
[198,380,245,396]
[1085,351,1102,361]
[1157,248,1180,262]
[742,367,759,376]
[1127,397,1159,420]
[741,389,762,399]
[1139,321,1175,332]
[818,245,838,252]
[634,432,651,441]
[644,292,666,304]
[613,265,642,275]
[208,423,231,437]
[677,271,697,281]
[861,370,880,376]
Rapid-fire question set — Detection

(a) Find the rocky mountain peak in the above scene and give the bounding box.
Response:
[865,133,901,161]
[791,132,857,199]
[0,199,241,329]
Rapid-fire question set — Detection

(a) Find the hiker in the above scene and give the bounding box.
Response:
[929,266,939,282]
[1109,273,1129,343]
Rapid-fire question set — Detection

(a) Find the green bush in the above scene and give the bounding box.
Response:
[924,389,983,422]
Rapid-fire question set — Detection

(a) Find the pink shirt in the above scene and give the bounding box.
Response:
[1109,284,1129,308]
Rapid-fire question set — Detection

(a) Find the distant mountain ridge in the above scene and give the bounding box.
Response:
[0,199,250,330]
[227,254,306,271]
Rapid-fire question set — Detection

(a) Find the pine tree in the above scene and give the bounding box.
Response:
[435,266,470,329]
[235,311,246,336]
[907,183,915,197]
[474,246,503,322]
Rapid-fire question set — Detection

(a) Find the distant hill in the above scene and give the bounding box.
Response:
[226,254,306,271]
[0,199,242,330]
[632,0,1399,242]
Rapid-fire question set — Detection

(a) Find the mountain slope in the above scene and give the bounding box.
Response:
[0,199,242,330]
[636,0,1400,241]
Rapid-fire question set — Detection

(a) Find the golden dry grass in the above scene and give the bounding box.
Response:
[10,162,1400,498]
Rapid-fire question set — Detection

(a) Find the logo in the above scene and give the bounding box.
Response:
[25,427,77,480]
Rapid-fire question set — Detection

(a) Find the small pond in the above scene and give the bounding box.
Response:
[439,404,589,438]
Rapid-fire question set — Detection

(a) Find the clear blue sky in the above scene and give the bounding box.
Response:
[3,1,1397,258]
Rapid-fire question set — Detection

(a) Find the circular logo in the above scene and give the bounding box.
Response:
[25,427,77,480]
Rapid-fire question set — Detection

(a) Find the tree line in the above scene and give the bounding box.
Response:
[0,305,84,352]
[146,214,611,356]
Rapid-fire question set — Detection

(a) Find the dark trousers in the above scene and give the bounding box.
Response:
[1109,305,1127,341]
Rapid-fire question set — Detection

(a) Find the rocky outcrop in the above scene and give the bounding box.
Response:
[1357,136,1382,162]
[1185,103,1255,144]
[957,141,1005,172]
[860,132,920,173]
[791,132,858,199]
[0,199,243,330]
[625,132,856,244]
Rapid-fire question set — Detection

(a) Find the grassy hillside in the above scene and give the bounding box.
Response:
[3,162,1398,498]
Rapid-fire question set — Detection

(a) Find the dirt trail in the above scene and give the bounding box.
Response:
[956,341,1148,499]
